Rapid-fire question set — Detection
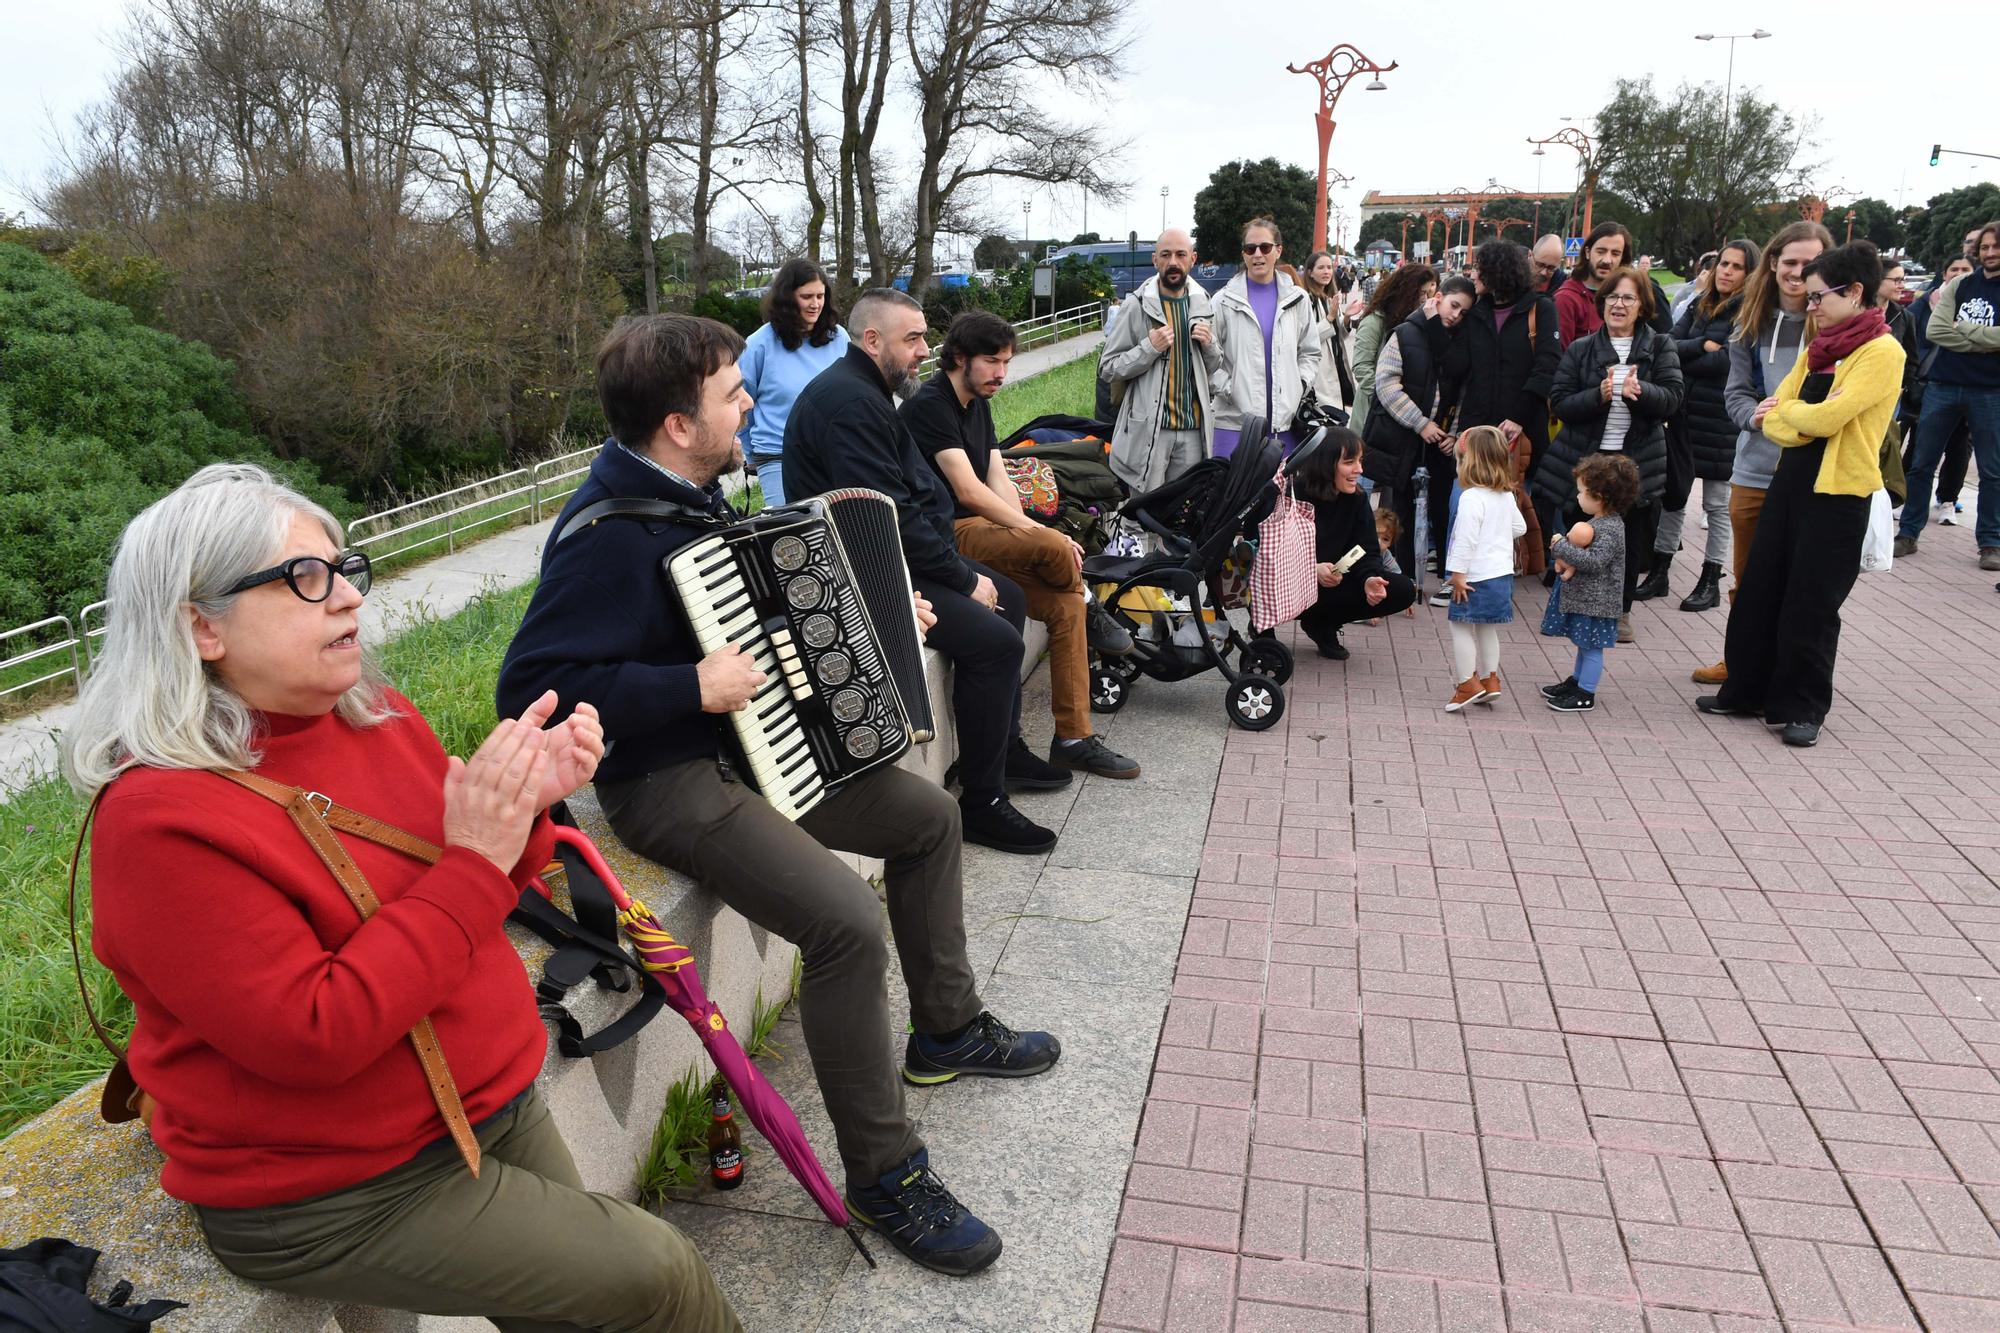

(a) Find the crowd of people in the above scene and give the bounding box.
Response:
[1114,216,1942,748]
[58,201,1985,1331]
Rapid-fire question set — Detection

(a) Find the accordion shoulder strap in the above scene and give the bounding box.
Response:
[554,497,732,546]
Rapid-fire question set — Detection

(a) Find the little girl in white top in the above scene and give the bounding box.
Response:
[1444,425,1527,713]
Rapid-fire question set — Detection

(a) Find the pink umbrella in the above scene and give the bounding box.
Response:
[544,826,874,1266]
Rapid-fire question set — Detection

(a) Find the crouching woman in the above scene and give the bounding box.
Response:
[62,463,740,1332]
[1290,426,1418,659]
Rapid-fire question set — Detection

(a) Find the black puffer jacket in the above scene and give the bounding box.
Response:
[1670,295,1742,480]
[1535,325,1685,508]
[1454,290,1561,442]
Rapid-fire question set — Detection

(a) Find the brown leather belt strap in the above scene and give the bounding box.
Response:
[217,771,480,1177]
[221,769,445,864]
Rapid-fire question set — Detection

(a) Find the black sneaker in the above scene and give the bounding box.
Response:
[1050,735,1140,779]
[846,1149,1002,1276]
[1004,736,1073,792]
[1695,695,1757,717]
[1086,600,1135,657]
[1781,721,1820,748]
[905,1010,1062,1085]
[1540,676,1579,700]
[960,795,1057,854]
[1547,688,1595,712]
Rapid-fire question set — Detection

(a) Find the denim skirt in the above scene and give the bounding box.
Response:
[1447,574,1514,625]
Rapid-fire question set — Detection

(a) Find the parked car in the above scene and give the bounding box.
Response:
[1899,263,1932,304]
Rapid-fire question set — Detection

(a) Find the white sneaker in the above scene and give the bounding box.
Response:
[1938,502,1958,526]
[1428,590,1452,608]
[1698,511,1709,530]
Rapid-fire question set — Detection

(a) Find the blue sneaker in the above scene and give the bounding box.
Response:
[846,1149,1002,1276]
[904,1011,1061,1085]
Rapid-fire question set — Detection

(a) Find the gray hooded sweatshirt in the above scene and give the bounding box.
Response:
[1725,306,1808,490]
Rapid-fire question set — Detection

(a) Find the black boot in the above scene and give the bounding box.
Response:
[1632,560,1672,602]
[1679,562,1722,613]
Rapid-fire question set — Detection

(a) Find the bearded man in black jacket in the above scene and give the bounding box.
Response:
[784,288,1062,855]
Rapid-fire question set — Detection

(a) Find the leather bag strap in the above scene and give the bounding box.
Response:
[215,771,481,1177]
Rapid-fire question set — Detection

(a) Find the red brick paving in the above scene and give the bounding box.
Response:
[1097,521,2000,1331]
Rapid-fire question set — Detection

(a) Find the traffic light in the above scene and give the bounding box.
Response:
[1931,144,1942,166]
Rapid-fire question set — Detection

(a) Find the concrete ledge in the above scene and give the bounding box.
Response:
[0,628,1049,1330]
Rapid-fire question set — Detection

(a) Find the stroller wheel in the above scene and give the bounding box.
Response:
[1103,651,1143,683]
[1239,637,1294,685]
[1090,666,1132,714]
[1225,674,1284,731]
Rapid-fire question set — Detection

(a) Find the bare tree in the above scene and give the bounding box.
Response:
[787,0,828,262]
[835,0,894,291]
[901,0,1130,294]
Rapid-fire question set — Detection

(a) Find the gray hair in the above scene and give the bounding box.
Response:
[846,287,922,341]
[61,463,395,795]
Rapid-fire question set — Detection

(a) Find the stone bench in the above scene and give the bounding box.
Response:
[0,627,1046,1331]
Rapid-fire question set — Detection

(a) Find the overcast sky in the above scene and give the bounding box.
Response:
[4,0,1991,249]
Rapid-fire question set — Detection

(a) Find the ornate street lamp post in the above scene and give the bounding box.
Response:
[1287,43,1396,252]
[1528,127,1601,238]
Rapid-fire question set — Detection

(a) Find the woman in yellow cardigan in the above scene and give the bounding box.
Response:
[1697,241,1905,747]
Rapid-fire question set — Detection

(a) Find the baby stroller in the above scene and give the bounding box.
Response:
[1082,416,1325,731]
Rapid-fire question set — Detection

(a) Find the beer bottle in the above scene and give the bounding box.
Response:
[708,1082,744,1190]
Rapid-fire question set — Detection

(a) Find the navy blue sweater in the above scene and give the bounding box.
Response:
[496,441,737,784]
[1931,269,2000,390]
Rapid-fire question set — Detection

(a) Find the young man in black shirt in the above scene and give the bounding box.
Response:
[784,289,1062,853]
[904,311,1141,780]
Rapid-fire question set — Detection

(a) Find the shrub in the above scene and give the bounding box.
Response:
[0,242,344,627]
[688,291,763,336]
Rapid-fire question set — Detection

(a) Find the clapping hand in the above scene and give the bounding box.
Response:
[513,689,605,810]
[1621,373,1643,403]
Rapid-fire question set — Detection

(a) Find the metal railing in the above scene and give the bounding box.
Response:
[0,615,84,700]
[916,300,1102,380]
[0,446,594,709]
[347,446,596,564]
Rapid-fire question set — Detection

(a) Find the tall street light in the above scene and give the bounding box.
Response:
[1529,127,1601,238]
[1695,29,1772,167]
[1160,185,1168,233]
[1288,43,1396,252]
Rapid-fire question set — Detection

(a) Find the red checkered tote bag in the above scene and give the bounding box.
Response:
[1249,466,1318,631]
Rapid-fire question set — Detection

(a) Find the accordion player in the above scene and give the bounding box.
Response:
[666,488,935,821]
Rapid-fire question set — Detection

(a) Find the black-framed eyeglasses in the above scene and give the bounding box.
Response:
[1803,284,1854,308]
[1242,241,1277,255]
[226,551,373,602]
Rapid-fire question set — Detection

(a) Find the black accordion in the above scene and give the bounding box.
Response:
[665,488,935,820]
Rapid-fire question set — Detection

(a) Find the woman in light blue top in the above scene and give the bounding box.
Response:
[738,258,849,505]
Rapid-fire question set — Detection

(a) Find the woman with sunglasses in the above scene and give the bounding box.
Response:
[62,464,740,1330]
[1698,242,1904,748]
[1208,215,1321,456]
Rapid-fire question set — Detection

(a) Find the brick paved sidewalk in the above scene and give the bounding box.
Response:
[1098,513,2000,1332]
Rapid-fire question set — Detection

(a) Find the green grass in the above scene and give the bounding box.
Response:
[635,1065,715,1202]
[745,951,803,1061]
[0,774,124,1135]
[993,349,1102,439]
[0,576,542,1137]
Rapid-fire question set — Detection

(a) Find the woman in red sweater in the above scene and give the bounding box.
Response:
[62,464,740,1332]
